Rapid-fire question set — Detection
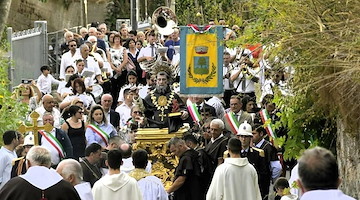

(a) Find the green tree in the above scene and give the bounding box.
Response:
[237,0,360,197]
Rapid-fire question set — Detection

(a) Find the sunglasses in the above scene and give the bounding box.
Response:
[133,111,142,115]
[70,45,77,47]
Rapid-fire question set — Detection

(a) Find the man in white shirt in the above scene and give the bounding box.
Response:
[137,31,158,63]
[72,44,103,85]
[230,57,259,98]
[223,52,236,107]
[39,114,73,167]
[0,131,19,190]
[59,39,80,80]
[56,159,94,200]
[37,65,60,95]
[35,94,61,128]
[297,147,355,200]
[115,88,134,128]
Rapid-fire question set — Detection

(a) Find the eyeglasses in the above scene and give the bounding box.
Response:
[133,111,142,115]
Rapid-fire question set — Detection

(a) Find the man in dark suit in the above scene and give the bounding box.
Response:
[237,121,268,200]
[189,96,217,117]
[88,27,107,52]
[101,94,120,130]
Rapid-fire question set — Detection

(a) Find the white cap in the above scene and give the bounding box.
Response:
[236,121,253,136]
[23,134,35,146]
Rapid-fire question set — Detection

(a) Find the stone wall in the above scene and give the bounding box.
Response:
[8,0,110,32]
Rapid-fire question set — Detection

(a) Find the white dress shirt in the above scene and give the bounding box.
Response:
[37,74,60,94]
[0,147,17,190]
[59,49,80,79]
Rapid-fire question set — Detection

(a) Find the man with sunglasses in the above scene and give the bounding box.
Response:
[59,39,80,80]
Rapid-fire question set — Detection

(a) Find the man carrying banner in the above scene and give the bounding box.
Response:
[223,95,253,135]
[38,113,73,168]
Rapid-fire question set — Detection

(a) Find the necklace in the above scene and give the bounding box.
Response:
[150,89,175,121]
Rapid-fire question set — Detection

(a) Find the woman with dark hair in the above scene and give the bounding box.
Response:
[58,73,79,99]
[61,105,86,160]
[242,95,258,113]
[107,31,117,48]
[125,38,145,84]
[60,78,95,111]
[57,65,76,100]
[117,70,143,105]
[85,105,117,148]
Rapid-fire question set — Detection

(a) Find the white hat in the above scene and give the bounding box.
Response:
[236,121,253,136]
[23,134,35,146]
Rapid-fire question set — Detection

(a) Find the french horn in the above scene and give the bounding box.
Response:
[152,6,178,36]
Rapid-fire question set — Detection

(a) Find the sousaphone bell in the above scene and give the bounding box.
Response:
[152,6,178,35]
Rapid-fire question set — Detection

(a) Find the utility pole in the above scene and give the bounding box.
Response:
[130,0,139,30]
[170,0,175,12]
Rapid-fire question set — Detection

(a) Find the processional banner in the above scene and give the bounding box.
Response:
[180,25,223,96]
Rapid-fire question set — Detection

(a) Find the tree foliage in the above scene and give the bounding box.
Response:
[0,37,29,146]
[236,0,360,160]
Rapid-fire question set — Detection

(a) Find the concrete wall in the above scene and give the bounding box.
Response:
[8,0,110,32]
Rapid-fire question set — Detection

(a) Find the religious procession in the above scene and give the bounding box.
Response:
[0,1,357,200]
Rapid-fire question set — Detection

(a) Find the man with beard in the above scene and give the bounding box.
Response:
[143,71,188,129]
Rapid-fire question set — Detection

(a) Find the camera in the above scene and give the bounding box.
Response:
[21,79,32,84]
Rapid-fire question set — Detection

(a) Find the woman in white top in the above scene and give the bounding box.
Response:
[109,34,130,108]
[57,65,76,99]
[60,78,95,112]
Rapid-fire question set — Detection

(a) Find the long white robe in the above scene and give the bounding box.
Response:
[92,172,142,200]
[206,157,261,200]
[129,168,168,200]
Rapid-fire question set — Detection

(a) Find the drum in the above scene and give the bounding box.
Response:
[91,84,103,103]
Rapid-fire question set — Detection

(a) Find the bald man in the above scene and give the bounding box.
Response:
[120,143,152,174]
[57,159,94,200]
[35,94,61,128]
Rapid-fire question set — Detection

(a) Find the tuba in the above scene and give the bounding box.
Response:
[152,6,178,36]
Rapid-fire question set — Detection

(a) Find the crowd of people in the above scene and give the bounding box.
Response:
[0,19,355,200]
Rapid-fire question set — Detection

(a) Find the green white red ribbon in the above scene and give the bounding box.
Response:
[87,123,110,146]
[39,130,65,158]
[259,109,276,139]
[224,112,240,135]
[187,100,201,123]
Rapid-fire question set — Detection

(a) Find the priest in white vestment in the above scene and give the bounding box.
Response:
[92,150,142,200]
[206,138,261,200]
[129,149,168,200]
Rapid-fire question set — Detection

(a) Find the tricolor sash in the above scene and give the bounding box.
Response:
[87,123,110,146]
[259,109,276,140]
[38,130,65,158]
[224,112,240,135]
[186,100,201,123]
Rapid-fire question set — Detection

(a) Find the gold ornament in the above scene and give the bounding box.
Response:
[158,96,168,106]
